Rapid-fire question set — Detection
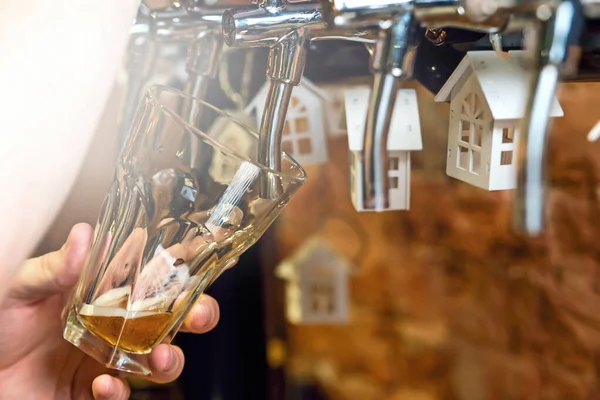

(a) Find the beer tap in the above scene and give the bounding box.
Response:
[512,1,582,235]
[220,0,367,198]
[459,0,584,236]
[120,2,226,140]
[323,1,421,211]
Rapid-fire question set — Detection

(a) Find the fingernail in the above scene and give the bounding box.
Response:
[102,378,114,398]
[165,347,179,372]
[193,303,212,330]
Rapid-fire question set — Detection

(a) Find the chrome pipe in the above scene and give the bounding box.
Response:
[363,72,399,209]
[514,0,575,235]
[259,80,294,197]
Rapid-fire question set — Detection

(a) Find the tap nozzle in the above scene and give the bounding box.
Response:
[514,0,582,236]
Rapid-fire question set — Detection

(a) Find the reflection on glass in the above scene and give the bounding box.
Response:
[63,85,306,376]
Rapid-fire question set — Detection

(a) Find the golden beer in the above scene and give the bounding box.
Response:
[78,304,173,354]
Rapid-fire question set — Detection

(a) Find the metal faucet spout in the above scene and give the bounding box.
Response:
[260,81,294,173]
[259,80,294,197]
[515,64,559,235]
[514,0,578,235]
[364,72,399,209]
[364,12,418,210]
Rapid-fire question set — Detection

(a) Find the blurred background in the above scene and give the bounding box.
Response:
[33,30,600,400]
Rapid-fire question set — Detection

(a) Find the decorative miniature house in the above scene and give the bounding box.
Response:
[344,87,423,211]
[434,50,564,191]
[245,77,334,166]
[275,237,351,325]
[207,112,257,184]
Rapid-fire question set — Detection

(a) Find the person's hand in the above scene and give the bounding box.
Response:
[0,223,222,400]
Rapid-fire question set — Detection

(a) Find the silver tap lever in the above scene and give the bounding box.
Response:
[325,1,419,211]
[514,0,581,235]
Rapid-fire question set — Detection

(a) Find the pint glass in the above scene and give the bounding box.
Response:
[63,85,306,375]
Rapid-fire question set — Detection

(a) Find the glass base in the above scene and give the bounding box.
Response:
[63,307,152,376]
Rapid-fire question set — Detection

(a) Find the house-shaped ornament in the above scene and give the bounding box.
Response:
[245,77,333,166]
[275,237,351,325]
[434,50,564,191]
[207,111,258,184]
[344,87,423,211]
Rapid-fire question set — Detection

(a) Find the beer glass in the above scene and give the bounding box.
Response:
[63,85,306,376]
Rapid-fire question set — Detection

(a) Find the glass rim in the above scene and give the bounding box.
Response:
[145,84,307,183]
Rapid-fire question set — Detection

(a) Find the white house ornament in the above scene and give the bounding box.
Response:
[435,50,564,191]
[275,236,352,325]
[344,87,423,212]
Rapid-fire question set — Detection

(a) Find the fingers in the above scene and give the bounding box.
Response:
[147,345,185,384]
[8,223,93,303]
[180,294,220,333]
[92,375,131,400]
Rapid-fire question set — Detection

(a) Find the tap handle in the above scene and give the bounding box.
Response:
[324,0,411,29]
[221,1,328,84]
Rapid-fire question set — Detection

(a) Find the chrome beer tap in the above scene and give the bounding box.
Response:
[120,2,227,139]
[323,0,513,212]
[512,1,581,236]
[459,0,584,236]
[220,0,365,198]
[323,1,421,212]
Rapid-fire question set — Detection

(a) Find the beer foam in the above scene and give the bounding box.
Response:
[79,303,157,319]
[86,285,180,316]
[92,286,131,308]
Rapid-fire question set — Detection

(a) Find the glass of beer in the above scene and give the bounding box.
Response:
[62,85,306,376]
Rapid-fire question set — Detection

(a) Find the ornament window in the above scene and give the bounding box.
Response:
[457,92,484,175]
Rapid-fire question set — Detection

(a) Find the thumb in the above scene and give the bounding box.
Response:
[8,223,94,303]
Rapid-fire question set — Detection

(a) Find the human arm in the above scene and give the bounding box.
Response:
[0,0,140,300]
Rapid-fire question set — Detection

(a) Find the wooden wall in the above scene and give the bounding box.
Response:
[272,81,600,400]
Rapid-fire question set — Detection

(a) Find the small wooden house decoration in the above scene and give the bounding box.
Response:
[344,87,423,211]
[207,112,257,184]
[275,237,351,325]
[245,77,332,166]
[434,50,564,191]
